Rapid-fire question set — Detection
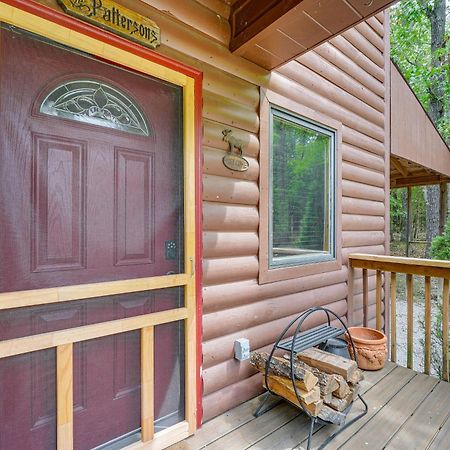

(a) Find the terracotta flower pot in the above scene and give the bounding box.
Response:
[345,327,387,371]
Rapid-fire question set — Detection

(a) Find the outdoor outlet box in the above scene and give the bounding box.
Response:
[234,338,250,361]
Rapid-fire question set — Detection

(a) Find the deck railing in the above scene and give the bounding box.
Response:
[348,253,450,381]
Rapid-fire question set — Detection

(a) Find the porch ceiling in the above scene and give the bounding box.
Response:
[228,0,398,70]
[391,62,450,188]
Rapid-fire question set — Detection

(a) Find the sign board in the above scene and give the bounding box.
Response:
[57,0,161,49]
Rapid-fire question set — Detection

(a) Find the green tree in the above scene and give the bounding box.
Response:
[391,0,450,254]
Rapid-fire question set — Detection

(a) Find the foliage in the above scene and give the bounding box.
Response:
[390,186,426,241]
[431,218,450,259]
[390,0,450,140]
[272,116,329,251]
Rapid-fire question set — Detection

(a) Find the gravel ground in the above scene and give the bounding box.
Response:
[394,299,441,375]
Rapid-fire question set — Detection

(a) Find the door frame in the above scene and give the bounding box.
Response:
[0,0,203,447]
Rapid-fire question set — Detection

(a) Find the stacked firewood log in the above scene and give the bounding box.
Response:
[250,347,364,425]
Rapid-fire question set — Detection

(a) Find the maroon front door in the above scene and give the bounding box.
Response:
[0,24,185,449]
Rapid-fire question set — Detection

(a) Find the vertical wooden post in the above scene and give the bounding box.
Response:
[406,186,412,257]
[57,344,73,450]
[443,279,449,382]
[362,269,369,328]
[439,183,448,235]
[141,326,154,442]
[376,270,382,331]
[406,274,414,369]
[424,276,431,375]
[347,260,354,327]
[390,272,397,363]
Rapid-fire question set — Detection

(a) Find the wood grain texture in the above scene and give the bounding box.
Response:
[57,343,73,450]
[141,326,154,442]
[390,272,397,362]
[443,279,449,382]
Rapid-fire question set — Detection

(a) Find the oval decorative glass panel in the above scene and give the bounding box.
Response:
[40,80,150,136]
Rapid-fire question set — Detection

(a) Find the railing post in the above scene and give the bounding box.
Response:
[406,274,414,369]
[390,272,397,363]
[347,259,354,327]
[57,343,73,450]
[141,326,154,442]
[424,276,431,375]
[376,270,382,331]
[362,269,369,328]
[443,279,449,382]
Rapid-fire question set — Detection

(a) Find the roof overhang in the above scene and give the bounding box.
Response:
[390,62,450,188]
[229,0,398,70]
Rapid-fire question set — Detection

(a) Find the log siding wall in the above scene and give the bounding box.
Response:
[33,0,389,422]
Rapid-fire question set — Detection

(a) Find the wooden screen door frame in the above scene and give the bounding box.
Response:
[0,0,203,447]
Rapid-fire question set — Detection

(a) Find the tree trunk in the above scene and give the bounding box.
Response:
[422,0,447,255]
[426,184,440,255]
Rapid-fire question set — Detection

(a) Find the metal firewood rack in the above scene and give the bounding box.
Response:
[254,307,368,450]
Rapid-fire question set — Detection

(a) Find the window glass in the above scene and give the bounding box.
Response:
[270,108,336,268]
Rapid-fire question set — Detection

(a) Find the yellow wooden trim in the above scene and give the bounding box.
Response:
[0,273,189,311]
[0,307,187,359]
[141,326,154,443]
[183,78,197,434]
[124,421,190,450]
[0,4,187,87]
[57,344,74,450]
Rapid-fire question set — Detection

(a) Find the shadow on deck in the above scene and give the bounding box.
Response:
[170,362,450,449]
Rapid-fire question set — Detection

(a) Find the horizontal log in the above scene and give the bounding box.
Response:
[203,282,347,340]
[203,174,259,205]
[142,0,230,45]
[202,373,263,421]
[342,246,385,264]
[202,231,259,259]
[366,17,385,38]
[342,28,384,68]
[376,11,385,23]
[203,91,259,133]
[353,274,378,294]
[342,197,385,216]
[330,35,384,83]
[342,162,386,187]
[203,120,259,158]
[342,144,385,172]
[342,214,385,231]
[343,230,385,248]
[343,126,385,157]
[202,256,259,286]
[202,267,348,313]
[311,43,385,99]
[342,180,385,202]
[267,72,385,143]
[161,46,260,109]
[251,353,318,391]
[202,300,347,368]
[203,202,259,232]
[355,22,384,52]
[279,62,384,125]
[352,303,380,327]
[203,147,259,181]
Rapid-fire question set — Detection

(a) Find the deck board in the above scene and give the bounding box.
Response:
[171,363,450,450]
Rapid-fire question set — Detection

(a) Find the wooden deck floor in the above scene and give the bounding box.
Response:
[170,363,450,450]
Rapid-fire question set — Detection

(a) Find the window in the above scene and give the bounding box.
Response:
[270,108,335,268]
[259,89,341,283]
[40,79,150,136]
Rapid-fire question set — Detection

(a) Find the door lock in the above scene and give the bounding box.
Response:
[165,240,177,260]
